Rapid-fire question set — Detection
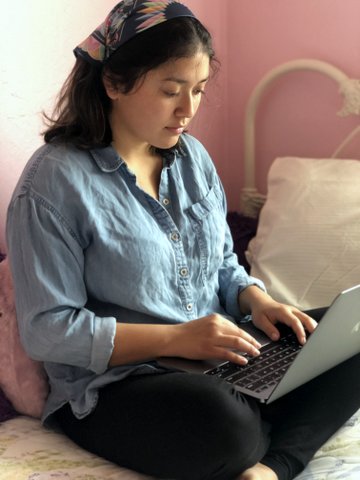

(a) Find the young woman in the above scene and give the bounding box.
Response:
[6,2,360,479]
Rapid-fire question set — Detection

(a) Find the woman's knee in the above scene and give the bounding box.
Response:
[173,374,271,473]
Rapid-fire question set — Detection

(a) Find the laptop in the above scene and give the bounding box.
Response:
[159,284,360,404]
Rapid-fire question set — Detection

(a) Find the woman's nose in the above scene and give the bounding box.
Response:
[175,94,196,119]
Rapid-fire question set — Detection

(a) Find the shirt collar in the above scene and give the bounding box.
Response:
[89,145,124,172]
[89,138,186,173]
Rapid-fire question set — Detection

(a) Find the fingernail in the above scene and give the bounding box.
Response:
[271,333,279,341]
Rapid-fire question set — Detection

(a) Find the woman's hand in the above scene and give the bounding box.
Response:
[167,314,262,365]
[110,314,261,367]
[239,286,318,344]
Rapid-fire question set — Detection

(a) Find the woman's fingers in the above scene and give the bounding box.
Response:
[177,315,262,364]
[251,301,319,345]
[276,309,318,344]
[297,311,318,333]
[211,346,252,366]
[217,333,261,357]
[258,309,318,345]
[256,320,281,342]
[207,320,262,364]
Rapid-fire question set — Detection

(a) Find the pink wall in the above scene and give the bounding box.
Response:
[188,0,360,210]
[185,0,230,196]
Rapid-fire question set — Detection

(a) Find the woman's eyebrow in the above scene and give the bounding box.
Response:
[162,76,209,84]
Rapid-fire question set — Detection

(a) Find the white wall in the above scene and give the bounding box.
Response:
[0,0,115,251]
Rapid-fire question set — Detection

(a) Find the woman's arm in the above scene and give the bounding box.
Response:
[109,315,262,367]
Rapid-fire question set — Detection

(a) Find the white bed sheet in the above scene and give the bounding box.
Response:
[0,408,359,480]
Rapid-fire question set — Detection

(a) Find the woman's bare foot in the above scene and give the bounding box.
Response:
[238,462,278,480]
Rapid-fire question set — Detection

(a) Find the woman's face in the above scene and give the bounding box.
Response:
[107,50,210,154]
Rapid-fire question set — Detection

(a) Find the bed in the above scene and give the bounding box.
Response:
[1,58,360,480]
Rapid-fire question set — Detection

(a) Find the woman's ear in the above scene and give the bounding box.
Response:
[102,74,120,100]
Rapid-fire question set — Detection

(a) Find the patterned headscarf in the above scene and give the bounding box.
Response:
[74,0,196,65]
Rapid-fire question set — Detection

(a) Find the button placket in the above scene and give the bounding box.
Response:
[136,155,196,319]
[152,202,195,319]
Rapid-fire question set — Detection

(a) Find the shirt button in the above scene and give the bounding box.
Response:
[162,198,170,206]
[186,303,193,312]
[171,232,180,242]
[180,268,188,277]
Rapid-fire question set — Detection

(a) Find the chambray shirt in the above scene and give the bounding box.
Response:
[6,134,264,424]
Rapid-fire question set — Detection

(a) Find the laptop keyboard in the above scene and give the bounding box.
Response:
[205,332,303,394]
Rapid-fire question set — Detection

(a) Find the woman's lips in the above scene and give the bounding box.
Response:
[166,126,185,135]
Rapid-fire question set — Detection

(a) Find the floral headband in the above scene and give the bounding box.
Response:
[74,0,196,65]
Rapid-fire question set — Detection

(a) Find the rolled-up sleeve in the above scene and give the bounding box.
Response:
[6,192,116,375]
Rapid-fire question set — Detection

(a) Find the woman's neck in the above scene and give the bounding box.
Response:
[112,140,163,200]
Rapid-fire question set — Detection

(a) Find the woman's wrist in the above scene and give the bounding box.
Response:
[109,322,179,366]
[238,285,270,316]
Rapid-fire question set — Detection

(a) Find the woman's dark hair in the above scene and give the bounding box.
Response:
[43,17,218,149]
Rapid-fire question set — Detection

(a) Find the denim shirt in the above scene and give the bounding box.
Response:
[6,134,264,424]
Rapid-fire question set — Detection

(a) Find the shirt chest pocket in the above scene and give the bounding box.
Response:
[186,185,226,282]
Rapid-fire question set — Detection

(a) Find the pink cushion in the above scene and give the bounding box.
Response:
[0,258,49,418]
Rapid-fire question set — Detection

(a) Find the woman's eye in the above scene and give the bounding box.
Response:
[163,91,179,97]
[193,89,205,96]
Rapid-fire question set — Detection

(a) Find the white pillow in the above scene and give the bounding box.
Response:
[246,157,360,310]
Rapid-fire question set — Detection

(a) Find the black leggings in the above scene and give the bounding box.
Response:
[55,315,360,480]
